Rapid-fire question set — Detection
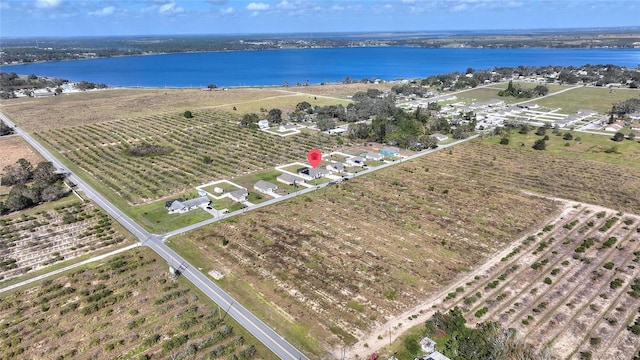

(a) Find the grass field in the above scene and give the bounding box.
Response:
[495,130,640,168]
[0,248,274,360]
[535,87,640,113]
[0,83,391,133]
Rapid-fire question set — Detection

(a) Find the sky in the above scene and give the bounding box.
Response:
[0,0,638,38]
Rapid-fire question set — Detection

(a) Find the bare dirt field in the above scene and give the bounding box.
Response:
[0,247,272,360]
[0,82,392,133]
[172,137,640,359]
[169,150,560,357]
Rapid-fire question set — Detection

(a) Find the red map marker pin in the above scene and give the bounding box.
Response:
[307,149,322,168]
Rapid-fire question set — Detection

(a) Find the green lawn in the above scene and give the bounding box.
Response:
[130,192,212,233]
[536,87,640,114]
[306,177,332,186]
[201,181,241,194]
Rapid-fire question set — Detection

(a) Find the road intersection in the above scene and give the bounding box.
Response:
[1,109,476,359]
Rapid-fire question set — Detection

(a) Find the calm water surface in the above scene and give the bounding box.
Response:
[4,47,639,87]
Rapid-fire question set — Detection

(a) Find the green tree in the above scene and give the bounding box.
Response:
[316,117,336,131]
[532,139,547,150]
[499,137,510,145]
[267,108,283,124]
[535,127,546,136]
[33,161,59,184]
[295,101,312,112]
[613,132,625,142]
[183,110,193,118]
[240,113,259,127]
[207,84,217,89]
[563,132,573,140]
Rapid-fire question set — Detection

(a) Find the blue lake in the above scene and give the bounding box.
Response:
[3,47,639,87]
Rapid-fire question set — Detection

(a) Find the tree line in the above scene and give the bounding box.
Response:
[1,159,68,214]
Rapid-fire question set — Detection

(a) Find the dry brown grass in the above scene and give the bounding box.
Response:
[170,153,559,355]
[0,82,392,133]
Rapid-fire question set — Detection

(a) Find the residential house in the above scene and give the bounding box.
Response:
[228,188,248,202]
[298,167,329,179]
[345,156,365,167]
[166,196,210,214]
[326,162,345,174]
[364,152,384,161]
[423,351,451,360]
[432,133,448,142]
[380,146,400,156]
[276,173,305,185]
[254,180,278,194]
[257,119,269,129]
[278,124,297,132]
[628,111,640,121]
[605,120,625,132]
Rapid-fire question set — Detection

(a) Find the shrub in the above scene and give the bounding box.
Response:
[544,277,552,285]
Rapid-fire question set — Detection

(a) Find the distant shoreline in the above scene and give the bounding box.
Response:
[2,28,639,66]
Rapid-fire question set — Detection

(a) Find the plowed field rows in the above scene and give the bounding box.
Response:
[0,200,131,281]
[36,110,338,204]
[443,201,640,360]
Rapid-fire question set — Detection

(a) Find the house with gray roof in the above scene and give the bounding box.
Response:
[166,196,210,214]
[298,167,329,179]
[228,188,248,202]
[254,180,278,194]
[276,173,305,185]
[326,162,345,174]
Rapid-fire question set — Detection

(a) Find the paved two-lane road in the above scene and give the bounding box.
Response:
[0,111,308,360]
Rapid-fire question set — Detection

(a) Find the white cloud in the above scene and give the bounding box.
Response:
[0,1,9,10]
[330,4,345,11]
[159,1,184,14]
[35,0,62,9]
[221,6,233,14]
[452,3,468,11]
[89,6,115,16]
[246,2,269,11]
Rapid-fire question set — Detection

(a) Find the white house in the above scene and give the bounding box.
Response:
[345,156,365,167]
[254,180,277,194]
[257,119,269,129]
[326,162,345,174]
[605,120,625,132]
[364,152,384,161]
[166,196,210,214]
[228,188,248,202]
[278,124,297,132]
